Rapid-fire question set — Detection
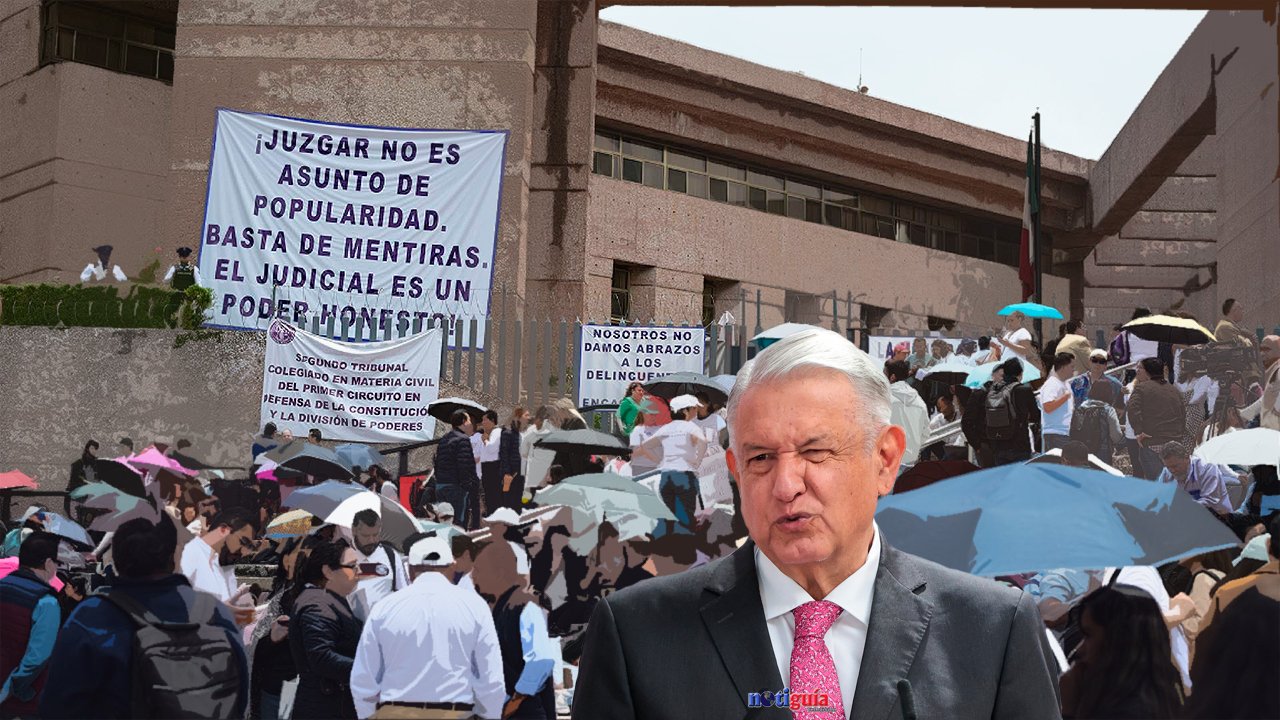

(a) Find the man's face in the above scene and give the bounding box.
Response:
[462,418,474,435]
[727,369,903,574]
[353,521,382,555]
[912,339,927,355]
[1163,454,1191,479]
[87,445,97,458]
[1260,339,1279,369]
[1228,303,1244,323]
[224,524,255,559]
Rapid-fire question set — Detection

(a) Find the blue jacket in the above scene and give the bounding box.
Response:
[0,568,59,715]
[435,429,479,488]
[39,573,248,719]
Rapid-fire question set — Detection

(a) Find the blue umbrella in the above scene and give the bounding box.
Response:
[335,443,385,471]
[875,463,1240,576]
[997,302,1064,320]
[963,360,1041,388]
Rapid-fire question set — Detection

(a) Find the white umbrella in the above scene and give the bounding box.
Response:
[751,323,818,347]
[1193,428,1280,467]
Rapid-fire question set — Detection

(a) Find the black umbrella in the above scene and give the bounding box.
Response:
[644,372,728,406]
[1122,315,1216,346]
[534,429,630,457]
[168,451,228,471]
[427,397,488,423]
[271,441,354,480]
[93,459,147,498]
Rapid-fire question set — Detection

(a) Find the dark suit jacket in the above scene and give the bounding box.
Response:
[572,537,1061,720]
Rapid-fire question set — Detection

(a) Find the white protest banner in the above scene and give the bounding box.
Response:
[868,335,965,362]
[577,324,706,407]
[200,109,506,346]
[261,319,442,443]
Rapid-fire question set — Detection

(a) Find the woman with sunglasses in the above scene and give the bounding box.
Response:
[288,539,364,720]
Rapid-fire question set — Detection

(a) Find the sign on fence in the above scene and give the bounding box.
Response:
[261,319,442,443]
[868,335,965,361]
[200,109,507,346]
[577,324,706,407]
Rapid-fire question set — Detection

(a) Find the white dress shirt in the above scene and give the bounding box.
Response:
[756,526,881,718]
[348,544,410,621]
[180,536,234,602]
[479,429,502,463]
[650,419,705,473]
[350,571,505,719]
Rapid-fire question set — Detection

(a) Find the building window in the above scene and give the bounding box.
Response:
[610,264,632,324]
[40,0,176,83]
[590,127,1031,271]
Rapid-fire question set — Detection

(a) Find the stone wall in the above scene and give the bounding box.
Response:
[0,326,523,493]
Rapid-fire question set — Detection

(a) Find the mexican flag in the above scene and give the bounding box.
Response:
[1019,131,1038,301]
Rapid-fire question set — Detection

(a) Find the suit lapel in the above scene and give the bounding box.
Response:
[849,540,934,720]
[700,540,786,705]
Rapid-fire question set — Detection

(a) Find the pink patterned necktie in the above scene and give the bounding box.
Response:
[789,600,847,720]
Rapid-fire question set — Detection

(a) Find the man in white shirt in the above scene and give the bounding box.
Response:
[1038,352,1076,452]
[884,360,929,466]
[350,533,505,719]
[1155,443,1235,516]
[347,509,410,621]
[179,507,254,604]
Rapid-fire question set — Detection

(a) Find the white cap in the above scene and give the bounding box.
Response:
[1089,348,1109,360]
[407,533,453,566]
[434,502,455,518]
[669,394,702,413]
[484,507,522,525]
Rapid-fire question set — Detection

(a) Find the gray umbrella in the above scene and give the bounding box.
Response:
[644,372,728,406]
[267,440,353,480]
[427,397,488,423]
[534,429,630,457]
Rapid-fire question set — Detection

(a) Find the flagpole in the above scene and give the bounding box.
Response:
[1032,111,1043,343]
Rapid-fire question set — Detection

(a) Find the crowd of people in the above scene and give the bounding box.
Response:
[0,300,1276,719]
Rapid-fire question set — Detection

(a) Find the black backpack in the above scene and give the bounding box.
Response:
[985,383,1021,441]
[102,590,241,718]
[1070,401,1112,458]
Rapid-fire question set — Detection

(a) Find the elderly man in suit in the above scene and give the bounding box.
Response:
[573,327,1060,720]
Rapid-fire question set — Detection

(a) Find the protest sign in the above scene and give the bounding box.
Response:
[261,319,442,443]
[868,335,964,361]
[577,324,706,407]
[200,109,506,347]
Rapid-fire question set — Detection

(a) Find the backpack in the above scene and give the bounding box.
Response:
[1109,331,1130,366]
[1070,401,1113,458]
[378,541,402,591]
[985,383,1021,441]
[102,590,241,719]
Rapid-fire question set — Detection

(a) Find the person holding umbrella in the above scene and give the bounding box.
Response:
[991,310,1035,366]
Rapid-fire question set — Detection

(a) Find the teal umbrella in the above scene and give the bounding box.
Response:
[964,360,1041,388]
[997,302,1063,320]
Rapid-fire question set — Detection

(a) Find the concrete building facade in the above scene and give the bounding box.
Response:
[2,1,1276,338]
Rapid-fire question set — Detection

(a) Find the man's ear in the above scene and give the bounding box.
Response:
[726,448,739,479]
[875,425,906,498]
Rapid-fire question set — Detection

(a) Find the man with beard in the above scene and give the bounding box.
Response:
[347,509,409,621]
[180,508,255,609]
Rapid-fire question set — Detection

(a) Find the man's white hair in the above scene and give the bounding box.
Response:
[726,327,892,447]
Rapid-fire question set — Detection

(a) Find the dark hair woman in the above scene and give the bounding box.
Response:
[1060,585,1183,719]
[245,535,306,719]
[288,538,363,720]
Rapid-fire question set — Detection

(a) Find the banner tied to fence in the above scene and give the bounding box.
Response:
[200,109,507,346]
[577,324,707,407]
[261,319,442,443]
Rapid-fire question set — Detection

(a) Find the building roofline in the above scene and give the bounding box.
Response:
[597,20,1094,180]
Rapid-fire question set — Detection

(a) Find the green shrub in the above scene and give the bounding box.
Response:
[0,283,213,330]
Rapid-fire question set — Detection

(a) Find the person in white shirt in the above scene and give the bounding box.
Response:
[350,533,505,720]
[79,245,128,283]
[1155,443,1235,516]
[484,507,532,577]
[162,246,202,289]
[884,360,930,466]
[691,393,729,446]
[519,407,557,476]
[179,507,254,605]
[649,395,709,474]
[1038,352,1076,452]
[347,509,410,621]
[925,394,967,460]
[992,311,1035,370]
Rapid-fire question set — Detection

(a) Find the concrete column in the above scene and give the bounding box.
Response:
[524,0,597,320]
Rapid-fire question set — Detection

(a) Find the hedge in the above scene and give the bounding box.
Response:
[0,283,214,330]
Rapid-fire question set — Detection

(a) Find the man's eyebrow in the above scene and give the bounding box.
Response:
[741,435,833,454]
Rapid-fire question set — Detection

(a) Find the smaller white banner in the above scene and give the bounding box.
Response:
[577,324,707,407]
[868,335,964,362]
[261,319,442,443]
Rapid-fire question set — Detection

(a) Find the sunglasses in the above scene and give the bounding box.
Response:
[338,562,359,571]
[1090,358,1108,364]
